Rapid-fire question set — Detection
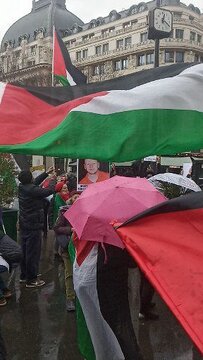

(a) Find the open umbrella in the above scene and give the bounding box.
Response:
[149,173,201,193]
[64,175,165,248]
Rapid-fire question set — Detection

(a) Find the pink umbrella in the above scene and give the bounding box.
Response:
[65,176,166,248]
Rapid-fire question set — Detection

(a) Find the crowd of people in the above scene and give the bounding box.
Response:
[0,159,201,360]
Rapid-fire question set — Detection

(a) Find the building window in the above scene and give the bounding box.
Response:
[14,51,21,58]
[116,39,123,49]
[190,32,196,41]
[93,64,105,75]
[146,53,154,64]
[102,29,108,36]
[130,6,138,15]
[93,65,99,75]
[169,30,174,38]
[194,54,199,62]
[131,20,138,26]
[83,33,94,41]
[176,51,184,63]
[95,45,102,55]
[138,4,146,12]
[165,51,174,63]
[197,34,202,44]
[138,54,146,66]
[125,37,132,47]
[123,22,131,29]
[30,45,37,54]
[175,29,184,40]
[140,32,148,42]
[103,43,109,53]
[82,49,88,59]
[89,21,96,29]
[102,27,115,35]
[27,60,35,66]
[76,51,81,61]
[115,58,128,71]
[173,12,182,19]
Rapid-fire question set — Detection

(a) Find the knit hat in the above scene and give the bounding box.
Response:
[55,181,65,193]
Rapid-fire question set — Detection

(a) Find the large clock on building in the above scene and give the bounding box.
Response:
[148,8,173,40]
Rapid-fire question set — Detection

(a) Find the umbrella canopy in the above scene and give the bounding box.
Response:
[65,176,165,248]
[149,173,201,193]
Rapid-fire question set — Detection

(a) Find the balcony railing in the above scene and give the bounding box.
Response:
[173,17,203,31]
[74,37,203,66]
[67,22,148,49]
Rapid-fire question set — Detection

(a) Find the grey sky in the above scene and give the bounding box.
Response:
[0,0,202,43]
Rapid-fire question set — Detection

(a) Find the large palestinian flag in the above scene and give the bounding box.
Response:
[53,30,87,86]
[0,63,203,161]
[116,191,203,355]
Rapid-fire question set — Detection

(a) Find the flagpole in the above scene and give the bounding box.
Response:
[52,25,55,87]
[51,25,55,168]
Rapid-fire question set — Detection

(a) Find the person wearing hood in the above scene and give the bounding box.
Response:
[18,166,55,288]
[49,181,70,259]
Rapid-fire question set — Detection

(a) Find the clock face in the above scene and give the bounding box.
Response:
[154,8,172,33]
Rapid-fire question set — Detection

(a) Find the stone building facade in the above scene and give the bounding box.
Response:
[0,0,203,86]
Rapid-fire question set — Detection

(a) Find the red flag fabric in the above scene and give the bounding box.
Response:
[116,192,203,354]
[53,30,67,79]
[53,30,87,86]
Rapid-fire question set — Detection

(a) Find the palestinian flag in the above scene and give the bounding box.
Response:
[116,191,203,355]
[71,235,143,360]
[1,64,203,161]
[53,30,87,86]
[29,62,194,106]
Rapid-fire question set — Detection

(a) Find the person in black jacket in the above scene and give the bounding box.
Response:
[18,166,55,288]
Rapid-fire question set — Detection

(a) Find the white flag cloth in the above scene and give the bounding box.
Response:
[0,255,9,271]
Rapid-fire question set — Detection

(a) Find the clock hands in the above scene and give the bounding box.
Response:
[161,14,170,27]
[163,19,170,27]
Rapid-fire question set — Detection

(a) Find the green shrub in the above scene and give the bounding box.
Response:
[0,154,18,207]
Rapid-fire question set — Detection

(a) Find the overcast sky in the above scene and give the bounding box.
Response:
[0,0,203,42]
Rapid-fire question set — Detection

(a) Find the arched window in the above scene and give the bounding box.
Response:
[109,10,121,21]
[128,5,138,15]
[137,2,148,12]
[89,20,97,29]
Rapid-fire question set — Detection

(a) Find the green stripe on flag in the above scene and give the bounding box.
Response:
[55,74,70,87]
[68,239,96,360]
[1,108,203,161]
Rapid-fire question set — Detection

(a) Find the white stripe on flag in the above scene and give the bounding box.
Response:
[73,244,125,360]
[0,82,6,104]
[72,64,203,114]
[0,255,9,271]
[66,69,76,86]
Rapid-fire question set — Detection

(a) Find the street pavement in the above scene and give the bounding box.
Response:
[1,231,202,360]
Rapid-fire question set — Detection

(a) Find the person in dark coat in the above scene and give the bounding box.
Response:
[18,166,55,288]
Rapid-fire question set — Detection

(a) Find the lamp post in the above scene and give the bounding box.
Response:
[154,0,161,68]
